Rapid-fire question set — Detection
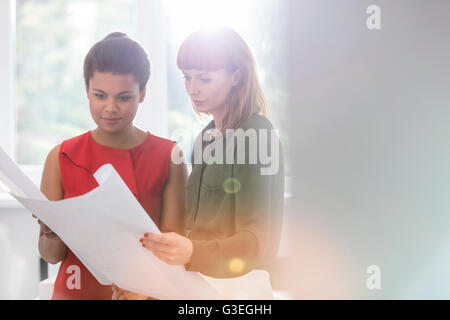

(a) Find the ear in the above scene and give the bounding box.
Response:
[231,69,241,87]
[139,87,146,103]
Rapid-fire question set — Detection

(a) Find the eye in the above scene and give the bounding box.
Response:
[183,75,191,81]
[200,78,211,83]
[118,96,132,102]
[94,93,106,99]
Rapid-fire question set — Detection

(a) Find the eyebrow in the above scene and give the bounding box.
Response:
[92,89,134,95]
[182,71,211,77]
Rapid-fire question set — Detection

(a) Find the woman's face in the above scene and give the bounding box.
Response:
[181,69,239,116]
[87,71,145,134]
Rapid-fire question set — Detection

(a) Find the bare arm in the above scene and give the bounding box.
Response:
[38,144,67,264]
[159,143,188,235]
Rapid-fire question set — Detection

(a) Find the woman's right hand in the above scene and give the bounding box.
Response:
[38,220,60,240]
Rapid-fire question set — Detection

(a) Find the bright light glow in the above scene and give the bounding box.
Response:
[223,177,241,194]
[164,0,254,44]
[229,258,245,274]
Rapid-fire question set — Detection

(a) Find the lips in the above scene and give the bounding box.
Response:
[102,117,121,124]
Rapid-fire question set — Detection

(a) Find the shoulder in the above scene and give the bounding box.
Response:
[147,133,175,147]
[190,120,215,146]
[138,133,175,159]
[45,144,62,165]
[60,132,91,154]
[167,143,187,180]
[232,113,283,170]
[42,144,63,188]
[240,113,274,131]
[41,144,65,199]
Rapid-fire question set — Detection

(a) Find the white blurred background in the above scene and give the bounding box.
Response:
[284,0,450,299]
[1,0,450,299]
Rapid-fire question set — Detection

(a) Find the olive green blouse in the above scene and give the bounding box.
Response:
[185,113,284,278]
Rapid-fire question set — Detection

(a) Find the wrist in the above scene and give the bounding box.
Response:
[187,239,194,263]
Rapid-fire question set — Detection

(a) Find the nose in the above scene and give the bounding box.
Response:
[104,98,118,114]
[187,80,200,97]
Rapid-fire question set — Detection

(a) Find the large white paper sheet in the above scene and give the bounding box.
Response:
[0,147,218,299]
[0,148,45,200]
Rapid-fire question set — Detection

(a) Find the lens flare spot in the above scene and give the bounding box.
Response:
[229,258,245,274]
[223,177,241,194]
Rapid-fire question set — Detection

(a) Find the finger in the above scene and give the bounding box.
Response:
[112,285,126,295]
[39,222,52,232]
[150,244,176,256]
[111,290,119,300]
[44,226,54,234]
[142,242,177,258]
[144,233,177,246]
[44,233,60,240]
[44,230,55,237]
[32,214,37,219]
[124,293,136,300]
[141,238,175,253]
[141,236,177,249]
[112,289,125,300]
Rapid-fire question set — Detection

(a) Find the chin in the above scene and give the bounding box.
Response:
[96,123,125,134]
[195,105,215,114]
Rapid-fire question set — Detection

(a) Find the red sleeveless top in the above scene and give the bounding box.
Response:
[51,131,174,300]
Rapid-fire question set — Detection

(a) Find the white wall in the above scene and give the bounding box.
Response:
[285,0,450,299]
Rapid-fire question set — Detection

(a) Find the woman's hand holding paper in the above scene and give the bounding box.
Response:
[111,284,148,300]
[140,232,193,266]
[38,219,60,240]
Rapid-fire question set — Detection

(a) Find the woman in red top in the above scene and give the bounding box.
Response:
[38,32,187,300]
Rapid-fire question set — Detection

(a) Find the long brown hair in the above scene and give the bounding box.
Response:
[177,27,268,130]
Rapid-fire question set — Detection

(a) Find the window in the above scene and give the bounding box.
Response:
[16,0,139,165]
[11,0,287,169]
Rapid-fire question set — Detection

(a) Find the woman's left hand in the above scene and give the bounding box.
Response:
[140,232,193,266]
[111,284,148,300]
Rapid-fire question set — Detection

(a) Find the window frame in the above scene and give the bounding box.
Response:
[0,0,168,205]
[0,0,16,160]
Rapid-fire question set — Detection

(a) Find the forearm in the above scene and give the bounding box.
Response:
[39,235,67,264]
[186,230,260,278]
[160,219,186,236]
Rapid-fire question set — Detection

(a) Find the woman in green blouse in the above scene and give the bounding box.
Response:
[141,27,284,279]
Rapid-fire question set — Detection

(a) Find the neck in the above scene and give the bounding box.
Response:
[211,107,228,131]
[92,125,143,149]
